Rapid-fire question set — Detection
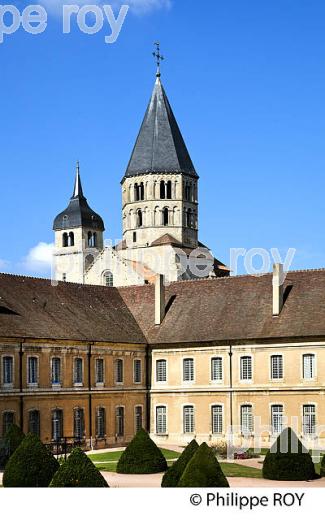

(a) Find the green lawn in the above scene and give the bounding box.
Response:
[220,463,262,479]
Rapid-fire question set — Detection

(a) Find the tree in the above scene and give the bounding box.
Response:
[178,442,229,487]
[3,433,59,487]
[117,429,167,474]
[161,439,199,487]
[262,427,316,481]
[50,448,109,487]
[1,425,25,468]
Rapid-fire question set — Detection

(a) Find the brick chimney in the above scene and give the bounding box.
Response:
[155,274,165,325]
[273,263,284,316]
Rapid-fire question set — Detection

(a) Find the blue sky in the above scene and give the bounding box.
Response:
[0,0,324,276]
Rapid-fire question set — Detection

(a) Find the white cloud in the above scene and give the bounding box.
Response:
[0,259,9,271]
[40,0,171,15]
[23,242,54,274]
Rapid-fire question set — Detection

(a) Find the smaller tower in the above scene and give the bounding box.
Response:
[53,163,105,283]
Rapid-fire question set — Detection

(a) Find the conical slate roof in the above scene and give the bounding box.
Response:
[124,75,197,179]
[53,164,105,231]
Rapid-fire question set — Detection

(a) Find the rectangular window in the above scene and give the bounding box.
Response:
[116,407,124,437]
[28,410,40,436]
[271,355,283,379]
[115,359,124,384]
[241,405,253,435]
[51,358,61,385]
[134,360,142,384]
[211,357,223,382]
[303,405,316,436]
[96,408,105,438]
[3,356,13,385]
[303,354,315,380]
[135,406,143,433]
[2,411,14,435]
[52,409,63,441]
[74,408,85,440]
[156,360,167,382]
[212,405,223,434]
[183,358,194,382]
[28,357,38,385]
[271,405,284,435]
[74,358,83,385]
[183,405,195,434]
[95,359,104,384]
[156,406,167,434]
[240,356,252,381]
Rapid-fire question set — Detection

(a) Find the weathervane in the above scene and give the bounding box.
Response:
[153,42,164,77]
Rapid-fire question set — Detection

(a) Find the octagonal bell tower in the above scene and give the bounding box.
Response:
[121,54,199,251]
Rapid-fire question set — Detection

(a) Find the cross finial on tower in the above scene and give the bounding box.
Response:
[153,42,164,78]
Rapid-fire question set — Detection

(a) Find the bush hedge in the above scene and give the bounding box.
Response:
[3,433,59,487]
[50,448,109,487]
[320,454,325,477]
[178,442,229,487]
[1,425,25,468]
[262,427,316,481]
[117,429,167,474]
[161,439,199,487]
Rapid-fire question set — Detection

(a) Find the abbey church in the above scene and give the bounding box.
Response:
[1,62,325,451]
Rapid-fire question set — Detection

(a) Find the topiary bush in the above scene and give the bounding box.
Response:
[3,433,59,487]
[50,448,109,487]
[262,427,316,481]
[117,429,168,474]
[1,425,25,468]
[320,454,325,477]
[178,442,229,487]
[161,439,199,487]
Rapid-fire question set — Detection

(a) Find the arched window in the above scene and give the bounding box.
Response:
[68,232,74,247]
[62,233,68,247]
[29,410,40,436]
[88,231,98,248]
[166,180,172,199]
[139,182,145,201]
[163,207,169,226]
[74,408,85,440]
[134,183,139,201]
[104,271,114,287]
[137,209,143,228]
[186,209,192,228]
[160,180,166,199]
[93,232,97,247]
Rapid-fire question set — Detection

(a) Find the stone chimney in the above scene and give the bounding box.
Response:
[155,274,165,325]
[273,263,285,316]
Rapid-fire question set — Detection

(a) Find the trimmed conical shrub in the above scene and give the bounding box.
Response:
[178,442,229,487]
[3,433,59,487]
[117,429,167,474]
[50,448,109,487]
[161,439,199,487]
[319,454,325,477]
[263,427,316,481]
[2,425,25,467]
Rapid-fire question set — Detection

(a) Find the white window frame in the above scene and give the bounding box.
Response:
[270,354,284,380]
[210,356,223,383]
[240,403,254,435]
[133,359,142,384]
[28,409,40,436]
[156,359,167,383]
[302,403,316,437]
[115,405,125,437]
[302,353,316,381]
[134,404,143,433]
[52,409,63,442]
[271,404,284,435]
[155,404,167,435]
[95,358,105,386]
[2,410,15,436]
[51,357,61,386]
[27,355,39,387]
[183,404,195,434]
[96,407,106,438]
[2,355,14,388]
[211,404,223,435]
[73,357,83,387]
[115,359,124,385]
[182,357,195,383]
[73,407,85,440]
[240,355,253,382]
